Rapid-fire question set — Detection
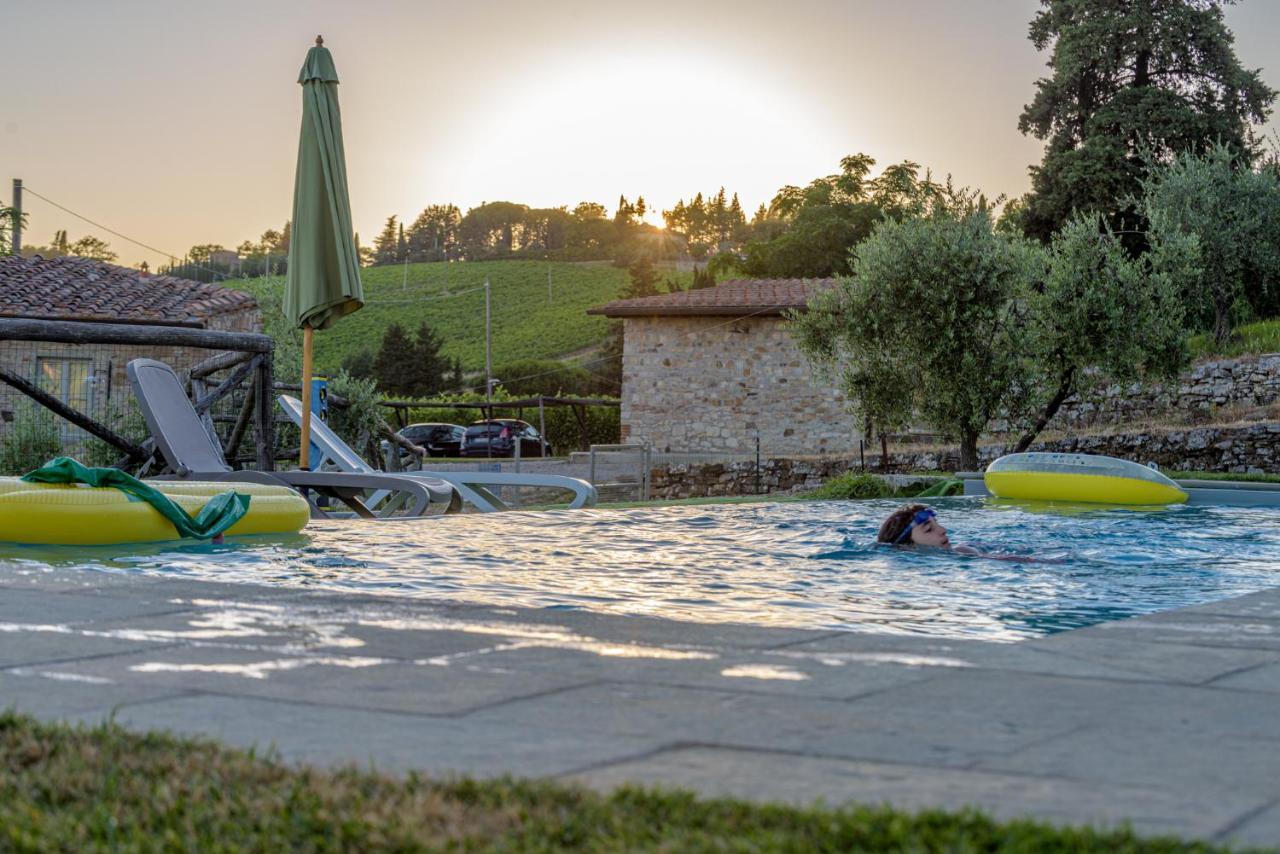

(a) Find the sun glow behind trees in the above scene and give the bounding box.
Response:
[421,49,842,229]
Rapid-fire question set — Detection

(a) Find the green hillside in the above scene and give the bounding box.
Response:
[222,260,659,374]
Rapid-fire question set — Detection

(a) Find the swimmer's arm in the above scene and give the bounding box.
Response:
[952,544,1065,564]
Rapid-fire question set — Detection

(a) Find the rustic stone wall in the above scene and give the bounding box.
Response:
[0,303,262,434]
[646,422,1280,499]
[620,315,858,456]
[1054,354,1280,428]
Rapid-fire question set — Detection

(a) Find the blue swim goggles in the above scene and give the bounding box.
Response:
[894,507,937,544]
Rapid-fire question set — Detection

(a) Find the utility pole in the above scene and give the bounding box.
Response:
[484,278,492,412]
[10,179,22,255]
[402,255,409,291]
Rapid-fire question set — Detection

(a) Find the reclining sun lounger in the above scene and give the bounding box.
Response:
[127,358,460,519]
[277,394,597,513]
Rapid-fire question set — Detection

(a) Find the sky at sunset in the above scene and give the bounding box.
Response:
[4,0,1280,267]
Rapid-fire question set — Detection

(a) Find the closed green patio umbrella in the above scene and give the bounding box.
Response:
[285,35,363,469]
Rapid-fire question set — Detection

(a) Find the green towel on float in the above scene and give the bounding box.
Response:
[22,457,251,540]
[915,477,965,497]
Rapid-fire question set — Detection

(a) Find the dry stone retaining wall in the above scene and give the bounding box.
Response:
[646,423,1280,499]
[1054,354,1280,428]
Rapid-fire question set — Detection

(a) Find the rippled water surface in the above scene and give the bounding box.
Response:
[3,497,1279,641]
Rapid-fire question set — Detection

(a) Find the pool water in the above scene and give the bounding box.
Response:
[3,497,1278,642]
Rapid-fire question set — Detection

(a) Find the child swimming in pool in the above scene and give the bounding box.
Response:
[877,503,1049,561]
[878,504,957,549]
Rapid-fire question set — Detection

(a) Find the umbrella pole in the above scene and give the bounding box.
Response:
[300,326,314,470]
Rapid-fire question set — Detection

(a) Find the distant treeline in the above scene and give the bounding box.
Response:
[158,156,949,284]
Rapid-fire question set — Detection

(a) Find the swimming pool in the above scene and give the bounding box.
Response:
[2,497,1278,642]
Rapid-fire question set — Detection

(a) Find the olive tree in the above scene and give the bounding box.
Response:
[792,209,1039,470]
[1012,214,1194,451]
[1140,143,1280,345]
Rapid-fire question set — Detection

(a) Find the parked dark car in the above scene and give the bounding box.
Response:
[460,419,552,458]
[397,423,465,457]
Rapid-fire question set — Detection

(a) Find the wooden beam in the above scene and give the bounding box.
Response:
[193,355,258,415]
[0,317,274,353]
[0,367,148,460]
[254,355,276,471]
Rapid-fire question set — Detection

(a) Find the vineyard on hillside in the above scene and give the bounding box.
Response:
[221,260,686,375]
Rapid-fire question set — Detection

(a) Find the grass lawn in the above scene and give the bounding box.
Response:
[0,712,1248,852]
[221,260,691,375]
[1171,470,1280,484]
[1187,318,1280,360]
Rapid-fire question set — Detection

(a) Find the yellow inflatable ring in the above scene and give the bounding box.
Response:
[0,478,310,545]
[984,453,1188,506]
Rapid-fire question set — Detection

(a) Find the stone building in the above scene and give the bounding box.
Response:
[588,278,860,456]
[0,254,260,438]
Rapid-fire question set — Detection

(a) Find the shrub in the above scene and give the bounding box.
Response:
[81,399,150,468]
[807,472,897,500]
[0,403,62,475]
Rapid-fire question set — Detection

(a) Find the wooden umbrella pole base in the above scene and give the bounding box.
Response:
[300,326,314,471]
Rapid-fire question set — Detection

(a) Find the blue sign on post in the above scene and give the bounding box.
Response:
[307,376,328,470]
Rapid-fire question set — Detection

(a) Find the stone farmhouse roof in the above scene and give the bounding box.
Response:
[587,278,837,318]
[0,254,257,328]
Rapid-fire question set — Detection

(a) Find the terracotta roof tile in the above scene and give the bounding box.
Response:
[0,255,257,327]
[587,278,837,317]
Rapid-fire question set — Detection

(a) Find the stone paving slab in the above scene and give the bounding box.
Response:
[0,586,189,625]
[33,646,597,717]
[0,624,167,668]
[2,565,1279,845]
[976,724,1280,797]
[1073,610,1280,651]
[0,667,193,719]
[431,643,945,700]
[1208,660,1280,693]
[75,694,665,779]
[766,631,1213,685]
[1023,633,1280,684]
[1175,588,1280,621]
[832,669,1280,742]
[566,745,1267,842]
[468,681,1075,769]
[1228,801,1280,850]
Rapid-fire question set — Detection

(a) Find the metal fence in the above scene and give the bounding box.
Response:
[0,317,275,475]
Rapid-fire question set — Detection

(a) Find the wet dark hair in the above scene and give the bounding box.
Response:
[877,503,929,544]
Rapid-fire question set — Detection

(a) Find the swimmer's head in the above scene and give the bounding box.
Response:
[877,503,950,548]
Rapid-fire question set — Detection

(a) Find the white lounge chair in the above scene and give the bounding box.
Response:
[278,395,598,513]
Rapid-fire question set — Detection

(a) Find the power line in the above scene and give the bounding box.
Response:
[20,185,238,282]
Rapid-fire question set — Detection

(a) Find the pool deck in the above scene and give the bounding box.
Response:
[2,566,1278,847]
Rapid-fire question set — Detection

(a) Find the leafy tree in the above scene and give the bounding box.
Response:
[405,204,461,262]
[411,321,450,396]
[690,265,716,290]
[1140,143,1280,344]
[623,256,661,299]
[458,201,528,257]
[1016,0,1276,242]
[372,216,399,266]
[372,322,418,397]
[792,208,1039,470]
[0,202,25,253]
[1013,214,1193,450]
[68,235,117,263]
[341,348,376,381]
[742,154,944,278]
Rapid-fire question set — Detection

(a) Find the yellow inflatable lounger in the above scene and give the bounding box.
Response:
[984,452,1188,506]
[0,478,310,546]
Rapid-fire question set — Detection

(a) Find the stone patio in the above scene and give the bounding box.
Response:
[1,564,1277,847]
